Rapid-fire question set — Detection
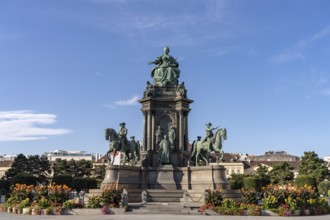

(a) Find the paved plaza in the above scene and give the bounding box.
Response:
[1,213,330,220]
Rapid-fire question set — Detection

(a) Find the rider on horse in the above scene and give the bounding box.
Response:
[202,122,219,143]
[118,122,128,148]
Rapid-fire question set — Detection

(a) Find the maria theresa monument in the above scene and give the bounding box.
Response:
[100,47,229,201]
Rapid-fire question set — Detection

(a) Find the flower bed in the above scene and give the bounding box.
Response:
[200,184,330,216]
[1,183,125,215]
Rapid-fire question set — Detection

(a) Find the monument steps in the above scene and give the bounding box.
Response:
[126,189,143,203]
[127,202,205,215]
[146,189,184,202]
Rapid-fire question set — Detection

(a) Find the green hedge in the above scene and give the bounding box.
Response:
[294,175,317,189]
[243,176,259,190]
[229,179,243,190]
[0,179,10,191]
[10,173,38,186]
[52,175,73,187]
[72,178,98,192]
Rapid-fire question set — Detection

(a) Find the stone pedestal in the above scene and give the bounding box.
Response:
[149,165,177,190]
[139,85,193,167]
[101,165,141,189]
[101,165,119,189]
[101,164,228,191]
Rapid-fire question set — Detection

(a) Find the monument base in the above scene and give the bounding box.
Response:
[149,165,177,189]
[101,164,228,190]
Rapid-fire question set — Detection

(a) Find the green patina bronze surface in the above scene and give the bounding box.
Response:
[148,47,180,87]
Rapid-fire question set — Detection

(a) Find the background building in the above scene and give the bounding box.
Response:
[44,150,102,162]
[253,150,300,162]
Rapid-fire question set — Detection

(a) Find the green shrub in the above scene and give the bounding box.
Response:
[205,189,223,206]
[86,195,102,208]
[8,184,35,204]
[47,185,72,205]
[229,179,240,190]
[101,186,122,208]
[245,204,261,216]
[86,178,98,190]
[62,200,74,209]
[72,177,98,192]
[214,199,242,215]
[37,197,50,209]
[241,188,259,205]
[228,174,244,190]
[294,175,317,189]
[243,177,259,190]
[19,198,30,208]
[10,173,37,186]
[72,178,87,192]
[318,180,330,197]
[52,175,73,187]
[0,179,10,191]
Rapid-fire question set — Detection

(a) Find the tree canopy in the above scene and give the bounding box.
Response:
[256,164,270,187]
[298,151,328,182]
[4,154,51,184]
[269,162,294,184]
[53,159,93,177]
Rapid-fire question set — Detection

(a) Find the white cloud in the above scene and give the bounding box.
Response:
[115,95,139,106]
[271,25,330,64]
[322,88,330,96]
[271,51,305,63]
[310,25,330,43]
[203,47,235,56]
[0,110,72,142]
[104,104,116,109]
[56,1,233,47]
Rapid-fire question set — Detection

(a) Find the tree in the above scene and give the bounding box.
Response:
[256,164,270,187]
[53,159,93,178]
[228,174,244,190]
[4,154,28,179]
[75,159,93,177]
[67,159,79,177]
[27,155,51,184]
[53,159,69,175]
[93,164,106,179]
[298,151,328,183]
[269,162,294,184]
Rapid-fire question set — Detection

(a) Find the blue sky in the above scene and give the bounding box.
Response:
[1,0,330,158]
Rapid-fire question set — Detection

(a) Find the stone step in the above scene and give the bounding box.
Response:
[146,189,184,203]
[146,189,184,192]
[148,193,183,198]
[127,202,209,215]
[148,197,182,202]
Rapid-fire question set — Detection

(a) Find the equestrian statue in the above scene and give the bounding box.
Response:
[104,123,140,166]
[191,122,227,166]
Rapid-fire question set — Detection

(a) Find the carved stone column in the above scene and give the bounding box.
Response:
[151,112,155,151]
[179,111,184,152]
[147,111,152,151]
[142,111,147,151]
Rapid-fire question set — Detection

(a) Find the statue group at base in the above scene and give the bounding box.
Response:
[155,125,176,165]
[105,123,140,166]
[190,122,227,166]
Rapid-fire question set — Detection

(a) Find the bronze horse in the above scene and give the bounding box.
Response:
[191,128,226,166]
[105,128,140,166]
